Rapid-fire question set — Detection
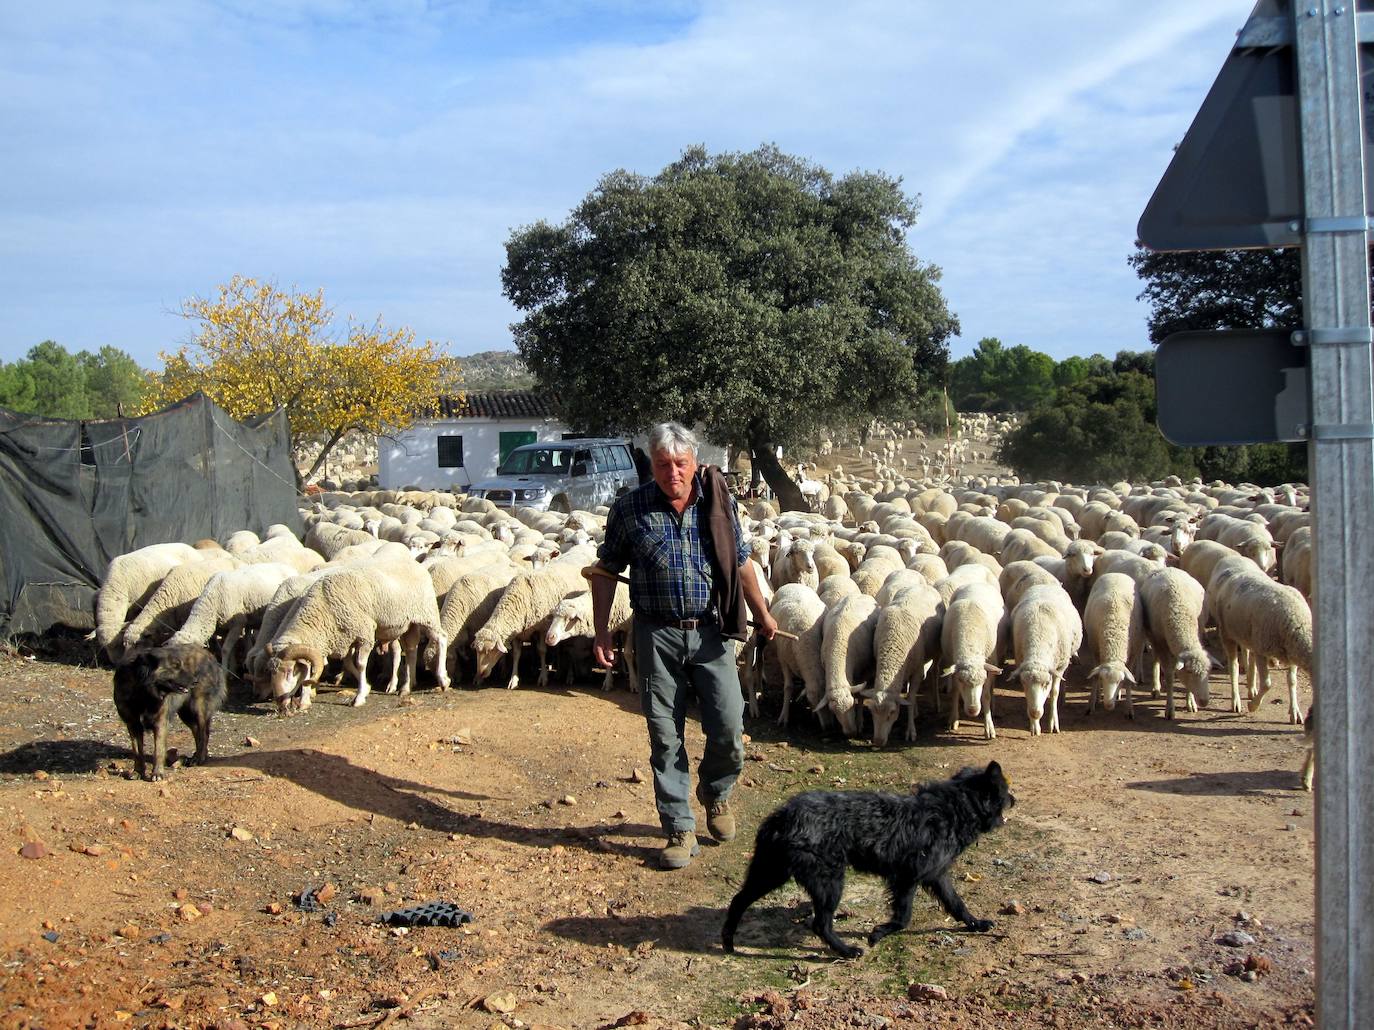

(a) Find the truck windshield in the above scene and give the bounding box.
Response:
[498,447,569,475]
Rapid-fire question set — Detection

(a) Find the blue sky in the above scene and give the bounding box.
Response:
[1,0,1253,370]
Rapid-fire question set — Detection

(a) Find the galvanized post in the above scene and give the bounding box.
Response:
[1294,2,1374,1026]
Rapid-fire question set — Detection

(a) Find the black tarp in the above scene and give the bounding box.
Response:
[0,392,301,636]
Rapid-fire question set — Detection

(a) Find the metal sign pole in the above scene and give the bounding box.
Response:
[1293,3,1374,1026]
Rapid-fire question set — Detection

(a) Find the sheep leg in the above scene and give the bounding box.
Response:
[1164,661,1176,721]
[1048,674,1062,734]
[1288,666,1303,725]
[905,684,920,741]
[220,617,245,680]
[1087,676,1098,716]
[383,640,402,694]
[400,631,419,697]
[1247,657,1273,713]
[352,641,373,706]
[536,637,550,688]
[1123,675,1133,721]
[1228,647,1243,714]
[982,672,996,740]
[1148,651,1161,698]
[433,632,450,691]
[505,639,524,690]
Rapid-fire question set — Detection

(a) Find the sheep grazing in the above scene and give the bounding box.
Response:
[438,564,523,681]
[117,555,241,654]
[819,592,880,736]
[939,581,1004,740]
[865,580,942,746]
[1137,568,1211,719]
[543,581,634,692]
[1006,583,1082,736]
[472,548,595,690]
[165,562,298,674]
[1208,556,1311,724]
[264,557,448,710]
[1081,573,1143,717]
[767,584,828,727]
[94,542,205,659]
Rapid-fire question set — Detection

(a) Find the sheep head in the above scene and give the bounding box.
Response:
[1088,662,1134,711]
[472,628,507,680]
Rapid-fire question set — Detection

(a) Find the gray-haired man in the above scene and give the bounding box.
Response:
[590,422,777,869]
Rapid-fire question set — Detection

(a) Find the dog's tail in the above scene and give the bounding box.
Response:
[721,810,791,953]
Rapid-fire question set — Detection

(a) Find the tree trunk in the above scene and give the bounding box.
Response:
[748,432,806,512]
[301,426,349,488]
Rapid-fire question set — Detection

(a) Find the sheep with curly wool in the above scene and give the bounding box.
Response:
[767,584,829,727]
[94,543,208,659]
[304,522,376,560]
[866,580,943,746]
[998,528,1062,565]
[819,591,880,737]
[264,556,447,710]
[939,581,1005,739]
[471,547,595,690]
[851,546,906,597]
[1081,573,1144,717]
[1031,539,1105,610]
[1006,582,1082,736]
[543,581,634,692]
[1137,567,1211,719]
[818,574,861,607]
[1208,555,1311,723]
[1196,513,1278,572]
[438,564,523,680]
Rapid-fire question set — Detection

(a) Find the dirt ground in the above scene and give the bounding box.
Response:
[0,636,1315,1030]
[0,438,1317,1030]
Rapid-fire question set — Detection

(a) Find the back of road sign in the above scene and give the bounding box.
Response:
[1137,0,1374,252]
[1154,329,1308,445]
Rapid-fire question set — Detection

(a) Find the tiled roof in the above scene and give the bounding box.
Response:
[436,391,561,420]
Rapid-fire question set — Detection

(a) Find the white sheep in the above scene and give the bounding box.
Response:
[543,582,634,692]
[1279,525,1312,598]
[472,547,595,690]
[817,573,861,607]
[439,564,523,680]
[851,546,906,597]
[1005,582,1081,736]
[1196,513,1278,572]
[939,581,1004,740]
[998,528,1062,565]
[118,555,242,653]
[94,542,206,659]
[265,556,448,710]
[770,536,820,591]
[1137,567,1211,719]
[767,583,829,727]
[165,562,297,674]
[1208,555,1311,724]
[303,522,375,560]
[1081,573,1143,717]
[819,591,880,736]
[865,580,943,746]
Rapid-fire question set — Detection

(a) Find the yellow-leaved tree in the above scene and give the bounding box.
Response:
[141,276,461,486]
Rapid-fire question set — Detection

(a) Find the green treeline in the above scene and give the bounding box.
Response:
[0,341,147,420]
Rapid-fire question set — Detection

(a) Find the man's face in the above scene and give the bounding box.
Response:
[652,447,698,503]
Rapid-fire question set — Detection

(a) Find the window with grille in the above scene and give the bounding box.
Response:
[437,435,464,468]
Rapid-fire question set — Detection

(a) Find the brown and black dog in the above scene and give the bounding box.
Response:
[113,645,226,781]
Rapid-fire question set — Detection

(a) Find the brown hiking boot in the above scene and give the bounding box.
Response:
[660,831,699,869]
[696,785,736,842]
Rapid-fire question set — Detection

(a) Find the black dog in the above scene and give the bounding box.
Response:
[113,645,226,781]
[721,761,1014,958]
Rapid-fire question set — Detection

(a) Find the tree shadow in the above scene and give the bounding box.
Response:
[221,747,665,863]
[1126,768,1305,797]
[0,739,128,775]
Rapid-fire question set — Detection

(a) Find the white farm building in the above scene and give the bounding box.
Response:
[378,390,730,491]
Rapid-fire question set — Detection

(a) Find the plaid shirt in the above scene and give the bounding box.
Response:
[598,472,750,623]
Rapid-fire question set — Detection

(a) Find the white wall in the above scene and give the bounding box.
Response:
[378,417,569,490]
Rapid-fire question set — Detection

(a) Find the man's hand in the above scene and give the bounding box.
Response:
[753,609,778,641]
[594,630,617,669]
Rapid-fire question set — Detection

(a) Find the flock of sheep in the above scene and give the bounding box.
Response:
[90,459,1313,774]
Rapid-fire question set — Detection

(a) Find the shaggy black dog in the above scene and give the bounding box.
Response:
[113,645,226,781]
[721,761,1014,958]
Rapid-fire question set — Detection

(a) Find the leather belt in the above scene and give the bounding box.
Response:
[653,615,714,631]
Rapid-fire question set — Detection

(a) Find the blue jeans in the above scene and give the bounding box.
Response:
[634,617,744,835]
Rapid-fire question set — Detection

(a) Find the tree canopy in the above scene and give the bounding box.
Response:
[1128,245,1301,344]
[141,276,461,485]
[947,337,1057,411]
[0,341,148,420]
[501,144,958,508]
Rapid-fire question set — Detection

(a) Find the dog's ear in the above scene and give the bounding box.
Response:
[985,760,1003,779]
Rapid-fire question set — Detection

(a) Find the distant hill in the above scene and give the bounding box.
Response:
[457,350,535,391]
